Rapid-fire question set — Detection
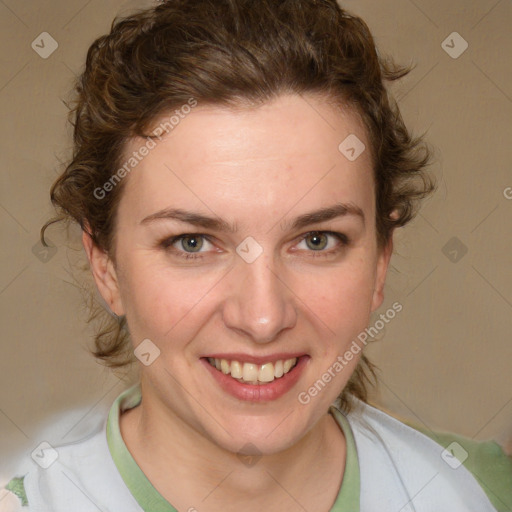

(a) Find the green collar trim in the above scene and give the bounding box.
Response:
[106,384,177,511]
[329,404,360,510]
[106,384,360,511]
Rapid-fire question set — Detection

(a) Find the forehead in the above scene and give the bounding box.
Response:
[119,94,374,226]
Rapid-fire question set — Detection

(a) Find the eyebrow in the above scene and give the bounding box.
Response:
[287,202,365,230]
[140,202,365,231]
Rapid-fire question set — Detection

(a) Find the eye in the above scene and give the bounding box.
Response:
[295,231,349,255]
[161,234,215,259]
[176,234,207,253]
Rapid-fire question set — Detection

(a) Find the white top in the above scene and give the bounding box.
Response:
[1,385,502,511]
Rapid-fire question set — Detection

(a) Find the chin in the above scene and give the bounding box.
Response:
[201,411,313,457]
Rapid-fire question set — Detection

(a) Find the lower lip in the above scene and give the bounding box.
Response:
[201,356,309,402]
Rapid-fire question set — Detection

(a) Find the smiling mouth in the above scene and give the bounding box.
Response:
[206,357,299,385]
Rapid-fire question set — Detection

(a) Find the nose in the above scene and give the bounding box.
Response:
[222,253,297,344]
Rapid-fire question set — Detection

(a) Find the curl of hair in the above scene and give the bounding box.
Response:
[44,0,436,412]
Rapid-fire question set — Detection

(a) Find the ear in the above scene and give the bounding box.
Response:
[82,229,125,316]
[370,231,394,313]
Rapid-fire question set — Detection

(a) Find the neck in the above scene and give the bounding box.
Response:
[120,380,346,511]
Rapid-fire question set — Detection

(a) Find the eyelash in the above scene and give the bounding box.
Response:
[160,231,350,261]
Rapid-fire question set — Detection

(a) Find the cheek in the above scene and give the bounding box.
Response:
[117,254,225,340]
[303,259,375,318]
[294,256,377,354]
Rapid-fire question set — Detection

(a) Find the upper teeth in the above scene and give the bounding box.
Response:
[207,357,298,384]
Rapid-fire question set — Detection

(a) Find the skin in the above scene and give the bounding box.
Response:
[83,93,394,512]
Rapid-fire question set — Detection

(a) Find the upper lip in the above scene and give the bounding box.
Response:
[202,353,307,365]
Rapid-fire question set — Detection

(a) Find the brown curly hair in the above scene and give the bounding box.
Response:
[43,0,435,411]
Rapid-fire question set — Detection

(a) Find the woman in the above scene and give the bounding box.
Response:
[2,0,511,510]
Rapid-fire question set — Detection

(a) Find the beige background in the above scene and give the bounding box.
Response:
[1,0,511,482]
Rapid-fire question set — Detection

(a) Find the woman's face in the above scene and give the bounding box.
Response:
[92,94,392,454]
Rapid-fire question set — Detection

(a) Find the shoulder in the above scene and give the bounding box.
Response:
[333,399,511,510]
[355,399,512,512]
[1,412,108,511]
[0,476,28,511]
[408,423,512,512]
